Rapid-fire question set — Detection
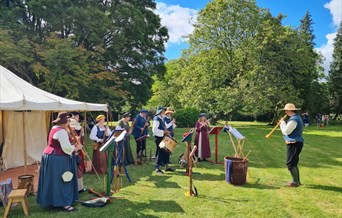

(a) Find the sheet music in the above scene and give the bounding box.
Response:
[226,125,245,140]
[99,135,115,152]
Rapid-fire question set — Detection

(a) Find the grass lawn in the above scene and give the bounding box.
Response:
[1,122,341,217]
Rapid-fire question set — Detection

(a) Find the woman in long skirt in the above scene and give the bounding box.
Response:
[117,112,135,165]
[194,113,211,161]
[89,115,112,174]
[37,112,80,212]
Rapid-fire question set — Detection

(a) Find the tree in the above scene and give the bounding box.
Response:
[181,0,265,115]
[328,21,342,118]
[297,12,322,112]
[0,0,168,110]
[147,59,183,109]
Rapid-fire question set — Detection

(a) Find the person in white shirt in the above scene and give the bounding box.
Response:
[90,115,112,174]
[152,106,174,175]
[37,112,81,212]
[279,103,304,187]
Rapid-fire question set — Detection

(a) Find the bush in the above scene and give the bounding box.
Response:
[173,107,200,128]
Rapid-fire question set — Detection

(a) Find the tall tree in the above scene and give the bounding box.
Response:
[297,12,321,112]
[0,0,168,110]
[328,21,342,118]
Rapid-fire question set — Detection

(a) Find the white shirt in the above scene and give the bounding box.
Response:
[52,126,75,156]
[90,124,112,142]
[280,120,297,136]
[165,116,176,129]
[152,116,165,137]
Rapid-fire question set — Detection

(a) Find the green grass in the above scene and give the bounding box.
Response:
[1,122,341,217]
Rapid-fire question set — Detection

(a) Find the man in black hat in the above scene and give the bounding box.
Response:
[152,106,174,175]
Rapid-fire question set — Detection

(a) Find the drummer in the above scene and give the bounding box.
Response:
[152,106,175,175]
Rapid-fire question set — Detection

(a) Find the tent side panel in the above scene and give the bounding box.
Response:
[2,111,47,170]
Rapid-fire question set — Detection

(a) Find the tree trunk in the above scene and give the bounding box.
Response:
[270,105,279,125]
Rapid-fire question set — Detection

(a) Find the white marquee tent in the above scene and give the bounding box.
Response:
[0,65,108,170]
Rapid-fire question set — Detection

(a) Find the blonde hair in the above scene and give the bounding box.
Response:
[198,117,207,122]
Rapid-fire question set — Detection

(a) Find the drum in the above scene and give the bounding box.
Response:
[18,175,34,195]
[159,136,177,154]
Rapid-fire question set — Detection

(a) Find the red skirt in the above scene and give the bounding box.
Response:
[91,150,108,174]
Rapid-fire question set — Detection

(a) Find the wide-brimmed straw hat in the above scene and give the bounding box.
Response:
[52,112,70,125]
[96,114,106,122]
[165,108,174,114]
[280,103,301,111]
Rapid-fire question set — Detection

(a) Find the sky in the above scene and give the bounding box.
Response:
[155,0,342,74]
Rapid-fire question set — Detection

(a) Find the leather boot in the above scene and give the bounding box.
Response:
[289,168,300,186]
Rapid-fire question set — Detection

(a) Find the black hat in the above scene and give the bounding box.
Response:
[123,112,131,118]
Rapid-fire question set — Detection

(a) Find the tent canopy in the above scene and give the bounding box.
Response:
[0,65,108,111]
[0,65,108,170]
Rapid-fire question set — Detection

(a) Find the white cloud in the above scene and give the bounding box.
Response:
[316,32,337,74]
[324,0,342,27]
[317,0,341,74]
[156,2,198,44]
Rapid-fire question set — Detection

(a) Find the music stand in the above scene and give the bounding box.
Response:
[224,125,245,157]
[99,131,116,196]
[208,126,223,164]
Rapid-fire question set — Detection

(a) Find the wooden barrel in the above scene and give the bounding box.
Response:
[18,175,34,195]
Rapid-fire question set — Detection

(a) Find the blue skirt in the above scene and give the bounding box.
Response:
[37,153,78,207]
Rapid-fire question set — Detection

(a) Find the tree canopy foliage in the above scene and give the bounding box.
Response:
[0,0,168,111]
[328,21,342,118]
[148,0,328,121]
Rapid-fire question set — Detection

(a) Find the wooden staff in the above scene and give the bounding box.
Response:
[242,150,252,161]
[265,115,287,139]
[88,188,111,201]
[227,131,239,157]
[187,145,198,196]
[140,116,151,135]
[68,125,100,180]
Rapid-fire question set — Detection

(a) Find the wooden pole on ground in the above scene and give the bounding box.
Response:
[185,145,197,197]
[185,141,191,176]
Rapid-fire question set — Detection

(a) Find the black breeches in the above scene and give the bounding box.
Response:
[136,139,146,155]
[286,142,303,170]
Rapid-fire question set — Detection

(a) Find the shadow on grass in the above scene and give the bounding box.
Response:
[146,175,181,189]
[305,184,342,193]
[27,199,185,217]
[196,194,250,203]
[240,183,280,190]
[115,199,185,216]
[193,172,225,181]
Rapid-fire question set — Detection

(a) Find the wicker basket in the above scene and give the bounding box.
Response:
[224,156,248,185]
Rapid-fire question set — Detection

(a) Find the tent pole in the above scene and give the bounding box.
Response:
[1,110,4,145]
[106,111,109,127]
[23,111,27,174]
